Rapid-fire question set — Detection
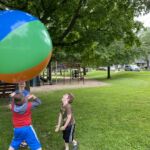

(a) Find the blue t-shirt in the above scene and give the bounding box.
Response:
[15,90,30,97]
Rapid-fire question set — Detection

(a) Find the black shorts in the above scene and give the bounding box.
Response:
[63,124,75,143]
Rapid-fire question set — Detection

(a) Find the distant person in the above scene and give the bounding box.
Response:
[10,81,29,98]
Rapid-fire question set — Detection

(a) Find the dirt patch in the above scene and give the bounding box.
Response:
[31,79,109,92]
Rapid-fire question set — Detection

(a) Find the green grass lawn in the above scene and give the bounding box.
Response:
[1,71,150,150]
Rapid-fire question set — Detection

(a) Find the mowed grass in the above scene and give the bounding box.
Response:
[1,71,150,149]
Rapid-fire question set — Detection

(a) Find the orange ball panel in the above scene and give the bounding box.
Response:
[0,52,52,83]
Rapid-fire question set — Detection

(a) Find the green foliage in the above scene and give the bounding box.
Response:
[80,40,142,67]
[139,28,150,60]
[0,0,149,65]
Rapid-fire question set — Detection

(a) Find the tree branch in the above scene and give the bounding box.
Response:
[40,0,68,23]
[0,1,10,10]
[61,0,67,4]
[53,39,81,47]
[40,0,46,10]
[58,0,84,42]
[0,0,28,10]
[40,3,56,22]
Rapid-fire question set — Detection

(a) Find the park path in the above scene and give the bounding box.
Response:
[31,79,109,92]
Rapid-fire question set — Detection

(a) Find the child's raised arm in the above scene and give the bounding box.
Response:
[28,94,42,109]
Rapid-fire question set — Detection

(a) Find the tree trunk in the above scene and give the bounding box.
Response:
[60,69,62,75]
[83,67,86,75]
[146,59,149,70]
[107,66,111,79]
[48,60,52,84]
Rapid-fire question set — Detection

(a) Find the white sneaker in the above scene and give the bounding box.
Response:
[73,142,78,150]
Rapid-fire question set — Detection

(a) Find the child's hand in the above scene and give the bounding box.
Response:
[9,92,15,97]
[55,125,60,132]
[27,94,37,100]
[27,94,33,99]
[8,104,12,110]
[60,126,66,131]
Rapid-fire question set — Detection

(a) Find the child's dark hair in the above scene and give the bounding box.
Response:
[67,93,74,103]
[13,93,24,105]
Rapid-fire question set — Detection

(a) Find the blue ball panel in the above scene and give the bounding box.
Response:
[0,10,38,41]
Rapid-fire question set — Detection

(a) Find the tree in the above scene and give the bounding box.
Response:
[79,40,142,78]
[0,0,150,79]
[139,28,150,69]
[0,0,148,47]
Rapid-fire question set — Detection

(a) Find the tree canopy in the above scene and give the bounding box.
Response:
[137,28,150,68]
[0,0,150,66]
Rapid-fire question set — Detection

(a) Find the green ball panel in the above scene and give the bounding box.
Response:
[0,20,52,74]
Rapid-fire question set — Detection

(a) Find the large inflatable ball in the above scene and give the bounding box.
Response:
[0,10,53,83]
